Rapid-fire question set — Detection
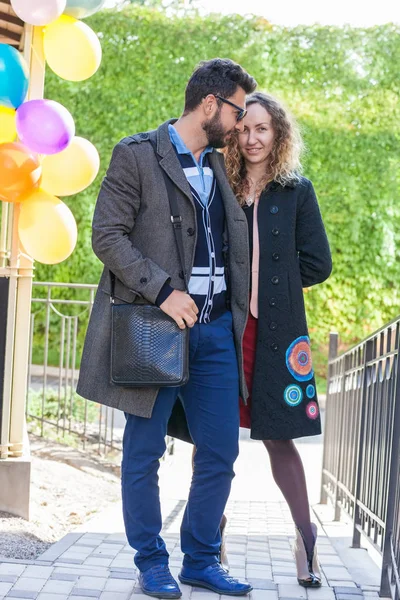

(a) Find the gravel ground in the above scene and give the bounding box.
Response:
[0,435,121,561]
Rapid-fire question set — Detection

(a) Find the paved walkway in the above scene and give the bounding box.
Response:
[0,424,385,600]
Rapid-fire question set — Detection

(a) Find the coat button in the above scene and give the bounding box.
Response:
[272,252,280,261]
[271,276,279,285]
[140,277,148,284]
[272,228,280,236]
[269,297,277,307]
[270,322,278,330]
[270,205,279,214]
[271,343,279,352]
[187,227,195,236]
[179,271,184,279]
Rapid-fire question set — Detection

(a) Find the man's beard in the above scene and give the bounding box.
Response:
[202,110,232,149]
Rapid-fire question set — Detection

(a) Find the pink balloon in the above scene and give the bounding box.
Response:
[11,0,66,26]
[16,99,75,155]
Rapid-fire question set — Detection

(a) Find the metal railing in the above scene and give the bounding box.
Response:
[27,281,174,458]
[321,323,400,600]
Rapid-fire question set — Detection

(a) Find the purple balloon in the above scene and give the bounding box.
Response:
[16,99,75,155]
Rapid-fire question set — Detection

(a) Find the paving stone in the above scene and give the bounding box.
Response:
[329,583,358,589]
[273,576,299,585]
[306,589,335,600]
[20,568,54,581]
[74,578,107,591]
[84,559,113,567]
[104,579,135,592]
[336,595,365,600]
[6,591,39,599]
[333,587,362,594]
[247,579,277,590]
[0,566,25,577]
[0,576,17,584]
[278,584,307,599]
[41,579,76,594]
[50,572,79,582]
[70,590,101,598]
[249,590,279,600]
[0,582,13,595]
[99,593,131,600]
[12,579,46,593]
[37,594,69,600]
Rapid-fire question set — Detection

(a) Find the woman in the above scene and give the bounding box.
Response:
[224,91,332,587]
[168,91,332,587]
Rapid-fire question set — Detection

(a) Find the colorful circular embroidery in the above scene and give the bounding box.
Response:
[306,384,316,399]
[286,336,314,382]
[284,384,303,407]
[306,401,319,420]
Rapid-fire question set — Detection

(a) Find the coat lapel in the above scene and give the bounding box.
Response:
[209,151,244,223]
[155,120,194,206]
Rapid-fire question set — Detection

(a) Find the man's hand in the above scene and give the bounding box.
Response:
[160,290,199,329]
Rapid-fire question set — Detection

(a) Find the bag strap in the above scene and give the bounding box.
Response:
[149,138,189,292]
[110,137,189,300]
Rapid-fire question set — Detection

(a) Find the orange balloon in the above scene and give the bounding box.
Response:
[0,142,42,203]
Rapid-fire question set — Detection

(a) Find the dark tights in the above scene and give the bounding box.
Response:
[192,439,315,556]
[263,439,314,555]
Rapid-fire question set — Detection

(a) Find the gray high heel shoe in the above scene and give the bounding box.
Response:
[293,523,322,587]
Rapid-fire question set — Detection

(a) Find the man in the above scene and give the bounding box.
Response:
[77,58,257,598]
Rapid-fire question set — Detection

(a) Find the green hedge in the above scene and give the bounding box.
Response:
[39,7,400,352]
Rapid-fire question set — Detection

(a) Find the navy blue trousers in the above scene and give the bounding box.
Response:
[121,311,240,572]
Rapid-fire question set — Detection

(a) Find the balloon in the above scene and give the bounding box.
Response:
[11,0,66,26]
[43,15,102,82]
[0,142,42,203]
[16,99,75,155]
[18,190,77,264]
[0,107,17,143]
[41,136,100,196]
[64,0,106,18]
[0,44,29,109]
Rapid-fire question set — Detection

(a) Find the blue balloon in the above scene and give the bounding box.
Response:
[0,45,29,109]
[64,0,106,18]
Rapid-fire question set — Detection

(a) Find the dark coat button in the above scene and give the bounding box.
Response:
[140,277,148,284]
[271,276,279,285]
[271,343,279,352]
[179,271,184,279]
[270,322,278,330]
[270,205,279,214]
[272,252,280,261]
[272,228,280,236]
[269,297,277,307]
[187,227,195,236]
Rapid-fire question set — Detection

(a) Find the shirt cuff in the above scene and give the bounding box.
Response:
[155,282,174,307]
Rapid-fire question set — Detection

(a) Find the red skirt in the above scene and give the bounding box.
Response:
[240,311,258,429]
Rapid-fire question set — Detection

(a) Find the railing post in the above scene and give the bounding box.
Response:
[320,332,338,505]
[352,338,373,548]
[380,342,400,597]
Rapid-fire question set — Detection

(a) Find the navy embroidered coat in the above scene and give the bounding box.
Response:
[244,177,331,440]
[167,176,331,441]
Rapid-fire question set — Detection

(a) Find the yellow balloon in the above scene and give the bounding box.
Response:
[43,15,102,82]
[0,106,17,143]
[41,136,100,196]
[18,189,77,264]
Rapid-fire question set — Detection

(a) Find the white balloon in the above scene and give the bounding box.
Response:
[11,0,67,26]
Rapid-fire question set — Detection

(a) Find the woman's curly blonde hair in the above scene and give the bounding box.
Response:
[225,92,304,206]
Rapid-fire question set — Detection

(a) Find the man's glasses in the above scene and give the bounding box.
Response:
[215,95,247,122]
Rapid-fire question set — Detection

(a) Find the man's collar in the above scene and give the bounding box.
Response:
[168,123,213,157]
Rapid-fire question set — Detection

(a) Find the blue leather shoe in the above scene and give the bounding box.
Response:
[179,563,252,596]
[139,564,182,599]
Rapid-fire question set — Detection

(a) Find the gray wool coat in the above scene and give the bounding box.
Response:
[76,120,250,418]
